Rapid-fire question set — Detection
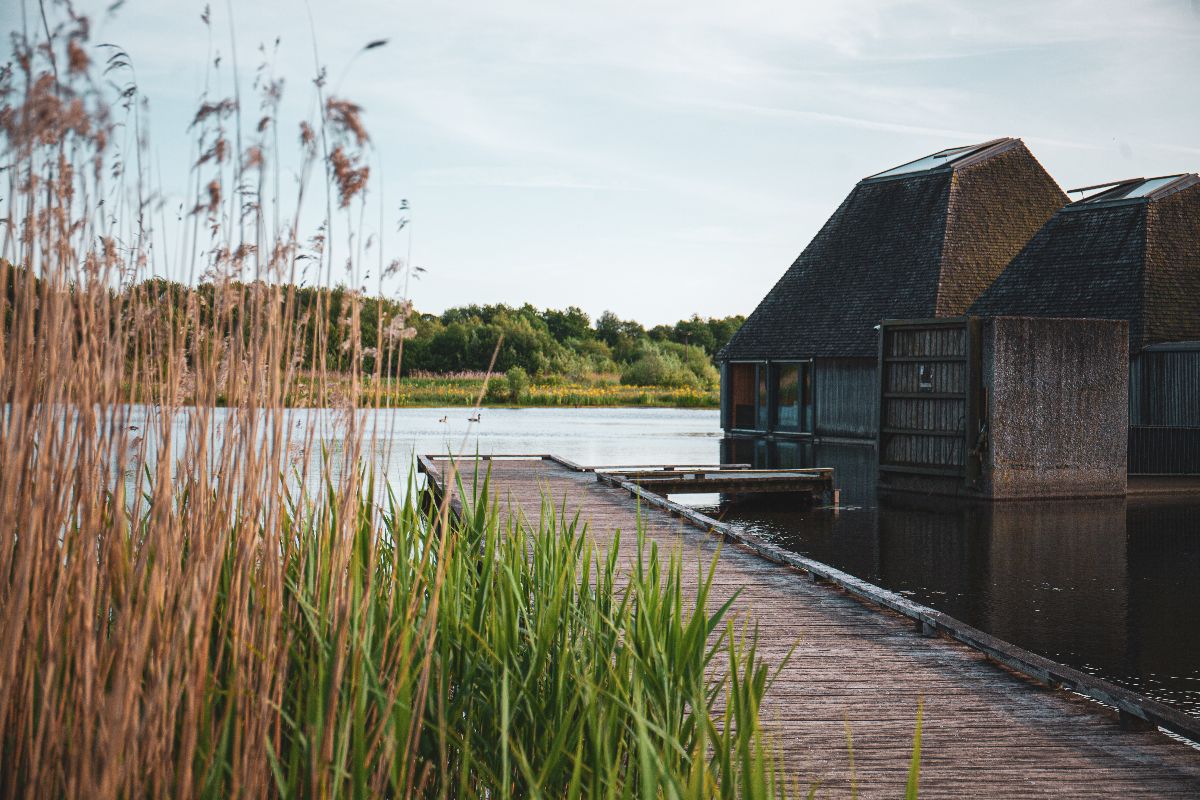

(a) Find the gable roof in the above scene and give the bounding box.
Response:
[968,174,1200,352]
[719,138,1067,361]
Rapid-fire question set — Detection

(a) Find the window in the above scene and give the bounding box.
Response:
[728,363,758,430]
[771,362,814,433]
[1074,175,1186,204]
[756,366,770,431]
[725,361,814,433]
[867,143,990,180]
[774,365,800,428]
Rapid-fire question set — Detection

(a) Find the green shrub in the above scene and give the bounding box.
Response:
[485,375,510,403]
[505,365,530,402]
[620,344,699,388]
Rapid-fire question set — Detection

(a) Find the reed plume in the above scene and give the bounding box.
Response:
[0,6,791,798]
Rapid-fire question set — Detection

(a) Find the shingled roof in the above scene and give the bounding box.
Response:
[968,174,1200,353]
[719,138,1067,361]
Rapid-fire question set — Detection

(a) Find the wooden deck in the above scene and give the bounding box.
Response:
[599,466,834,501]
[424,456,1200,797]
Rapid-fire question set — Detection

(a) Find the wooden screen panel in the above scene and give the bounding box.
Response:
[879,321,972,472]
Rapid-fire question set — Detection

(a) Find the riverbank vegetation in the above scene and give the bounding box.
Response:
[110,280,740,404]
[293,372,718,407]
[0,10,797,798]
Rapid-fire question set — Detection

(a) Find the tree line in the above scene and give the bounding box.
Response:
[404,304,743,389]
[4,268,743,390]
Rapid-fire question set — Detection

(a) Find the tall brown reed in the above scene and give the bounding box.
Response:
[0,6,797,798]
[0,5,384,795]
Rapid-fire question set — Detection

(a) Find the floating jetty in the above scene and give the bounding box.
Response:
[595,465,836,504]
[418,454,1200,797]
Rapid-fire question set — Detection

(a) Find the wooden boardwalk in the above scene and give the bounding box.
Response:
[426,456,1200,798]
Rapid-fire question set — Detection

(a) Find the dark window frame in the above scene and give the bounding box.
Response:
[727,361,764,432]
[724,359,815,435]
[770,360,814,434]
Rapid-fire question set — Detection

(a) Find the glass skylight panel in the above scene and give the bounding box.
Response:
[1123,176,1181,198]
[869,144,981,179]
[1079,175,1184,204]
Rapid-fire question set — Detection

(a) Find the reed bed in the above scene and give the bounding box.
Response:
[0,6,796,797]
[358,376,718,408]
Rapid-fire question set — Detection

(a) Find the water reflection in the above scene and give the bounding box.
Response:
[90,405,1200,715]
[112,404,725,500]
[716,436,1200,715]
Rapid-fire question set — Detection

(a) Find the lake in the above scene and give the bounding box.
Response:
[124,405,1200,716]
[714,439,1200,717]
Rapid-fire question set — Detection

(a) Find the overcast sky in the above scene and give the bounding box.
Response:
[4,0,1199,325]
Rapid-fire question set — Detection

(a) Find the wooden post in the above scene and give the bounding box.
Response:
[1119,710,1156,732]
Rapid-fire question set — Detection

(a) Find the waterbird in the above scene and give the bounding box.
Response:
[438,415,448,423]
[467,412,481,423]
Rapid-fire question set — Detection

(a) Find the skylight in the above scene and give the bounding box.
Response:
[867,143,989,180]
[1121,176,1182,198]
[1075,175,1185,204]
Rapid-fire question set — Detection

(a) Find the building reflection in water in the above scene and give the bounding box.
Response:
[716,436,1200,714]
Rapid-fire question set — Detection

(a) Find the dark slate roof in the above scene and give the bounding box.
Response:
[719,138,1066,361]
[968,175,1200,353]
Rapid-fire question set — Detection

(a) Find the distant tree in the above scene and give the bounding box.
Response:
[49,276,739,387]
[594,311,623,348]
[426,321,472,372]
[541,306,591,342]
[706,314,745,354]
[670,315,717,355]
[595,311,645,362]
[647,314,744,357]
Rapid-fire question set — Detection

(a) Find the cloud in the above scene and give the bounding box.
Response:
[5,0,1198,324]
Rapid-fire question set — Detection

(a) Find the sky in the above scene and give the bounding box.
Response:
[3,0,1200,325]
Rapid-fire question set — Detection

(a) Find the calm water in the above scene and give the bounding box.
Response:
[116,405,724,495]
[714,438,1200,716]
[119,406,1200,715]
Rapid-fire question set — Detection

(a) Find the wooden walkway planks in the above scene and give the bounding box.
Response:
[431,457,1200,798]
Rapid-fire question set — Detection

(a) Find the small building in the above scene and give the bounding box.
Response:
[717,138,1067,444]
[877,317,1129,499]
[969,175,1200,474]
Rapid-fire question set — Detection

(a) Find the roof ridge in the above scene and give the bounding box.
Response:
[862,138,1013,184]
[948,137,1018,171]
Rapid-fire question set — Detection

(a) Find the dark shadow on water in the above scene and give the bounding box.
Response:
[714,436,1200,715]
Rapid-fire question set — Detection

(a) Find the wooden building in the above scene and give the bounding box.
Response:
[717,138,1067,443]
[876,317,1129,499]
[969,174,1200,474]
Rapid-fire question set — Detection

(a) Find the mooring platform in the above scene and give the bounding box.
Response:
[596,464,836,503]
[418,454,1200,797]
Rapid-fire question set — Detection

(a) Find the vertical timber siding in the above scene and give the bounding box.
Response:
[813,358,878,439]
[1130,348,1200,427]
[1129,345,1200,474]
[1129,428,1200,475]
[878,322,972,473]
